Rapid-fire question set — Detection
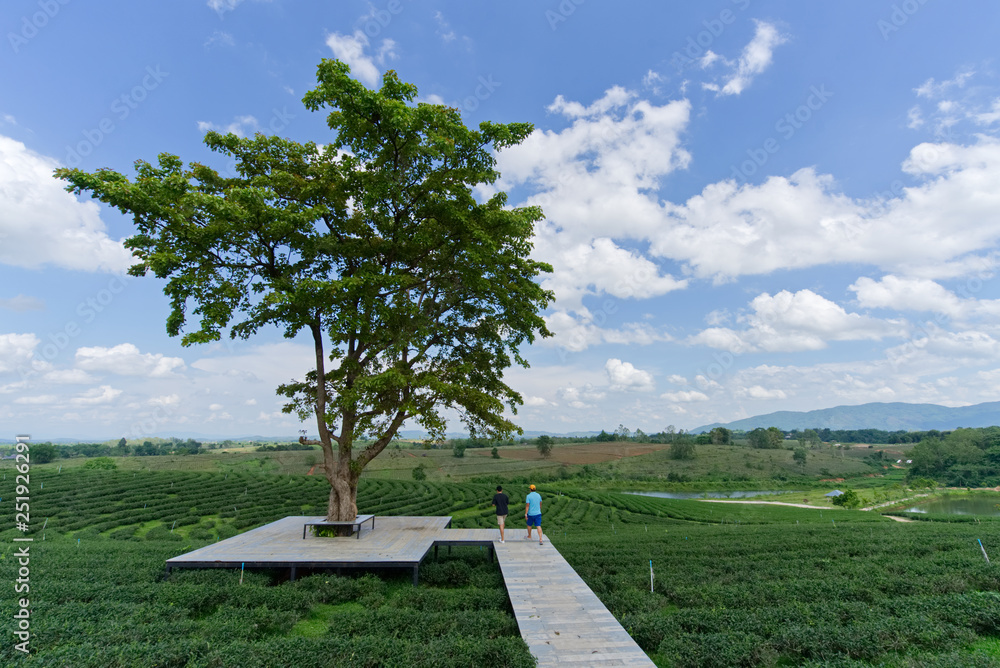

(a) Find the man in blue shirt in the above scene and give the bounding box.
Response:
[525,484,543,544]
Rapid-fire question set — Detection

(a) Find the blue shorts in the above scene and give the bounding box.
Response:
[526,513,541,527]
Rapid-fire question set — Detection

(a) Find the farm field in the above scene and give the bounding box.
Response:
[4,467,1000,666]
[21,438,911,487]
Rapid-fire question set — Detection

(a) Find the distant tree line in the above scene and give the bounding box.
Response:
[905,426,1000,487]
[255,443,316,452]
[787,428,950,444]
[4,438,311,461]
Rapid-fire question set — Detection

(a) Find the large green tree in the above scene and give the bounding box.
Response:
[57,60,552,521]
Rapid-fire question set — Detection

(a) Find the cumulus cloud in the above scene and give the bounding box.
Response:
[689,289,905,353]
[70,384,122,405]
[652,137,1000,281]
[42,369,95,384]
[0,136,133,272]
[495,86,691,324]
[325,31,397,87]
[556,384,606,410]
[0,333,39,375]
[523,395,554,407]
[605,358,655,392]
[542,310,671,353]
[75,343,186,378]
[736,385,787,400]
[851,274,1000,322]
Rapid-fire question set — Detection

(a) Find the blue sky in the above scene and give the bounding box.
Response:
[3,0,1000,440]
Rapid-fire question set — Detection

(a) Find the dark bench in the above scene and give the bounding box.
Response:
[302,514,375,539]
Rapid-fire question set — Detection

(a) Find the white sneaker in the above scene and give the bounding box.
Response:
[500,539,505,543]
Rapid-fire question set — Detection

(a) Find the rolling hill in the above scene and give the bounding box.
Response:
[693,401,1000,433]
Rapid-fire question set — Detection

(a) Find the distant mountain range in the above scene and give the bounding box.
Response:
[692,401,1000,433]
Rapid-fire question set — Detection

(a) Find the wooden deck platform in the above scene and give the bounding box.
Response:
[166,516,654,666]
[166,516,493,585]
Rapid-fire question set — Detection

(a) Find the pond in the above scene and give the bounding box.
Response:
[904,495,1000,516]
[626,490,799,500]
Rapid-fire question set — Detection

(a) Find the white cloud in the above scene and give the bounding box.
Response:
[70,384,122,405]
[667,374,687,385]
[717,21,787,96]
[42,369,95,384]
[0,333,39,374]
[0,136,133,272]
[191,341,314,385]
[975,99,1000,126]
[206,0,271,16]
[204,30,235,47]
[14,394,57,405]
[496,87,691,312]
[542,310,671,353]
[325,30,396,88]
[207,0,244,13]
[556,384,606,410]
[737,385,787,400]
[75,343,186,378]
[523,395,554,407]
[661,390,708,402]
[536,236,687,311]
[915,70,974,99]
[0,295,44,312]
[433,11,456,43]
[652,137,1000,281]
[689,289,905,353]
[197,115,258,137]
[850,274,1000,320]
[150,394,180,406]
[605,358,655,392]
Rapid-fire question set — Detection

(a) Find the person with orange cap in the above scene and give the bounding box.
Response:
[525,484,543,544]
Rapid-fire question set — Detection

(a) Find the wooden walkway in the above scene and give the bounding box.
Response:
[497,535,656,666]
[166,516,654,666]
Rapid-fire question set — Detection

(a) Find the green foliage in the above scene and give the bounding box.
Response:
[831,488,861,508]
[31,441,59,463]
[708,427,731,445]
[748,427,784,449]
[670,441,695,460]
[536,435,553,459]
[793,448,808,466]
[491,446,499,459]
[412,463,427,481]
[82,457,118,470]
[452,442,467,458]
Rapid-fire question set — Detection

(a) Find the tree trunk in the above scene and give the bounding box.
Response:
[326,466,359,522]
